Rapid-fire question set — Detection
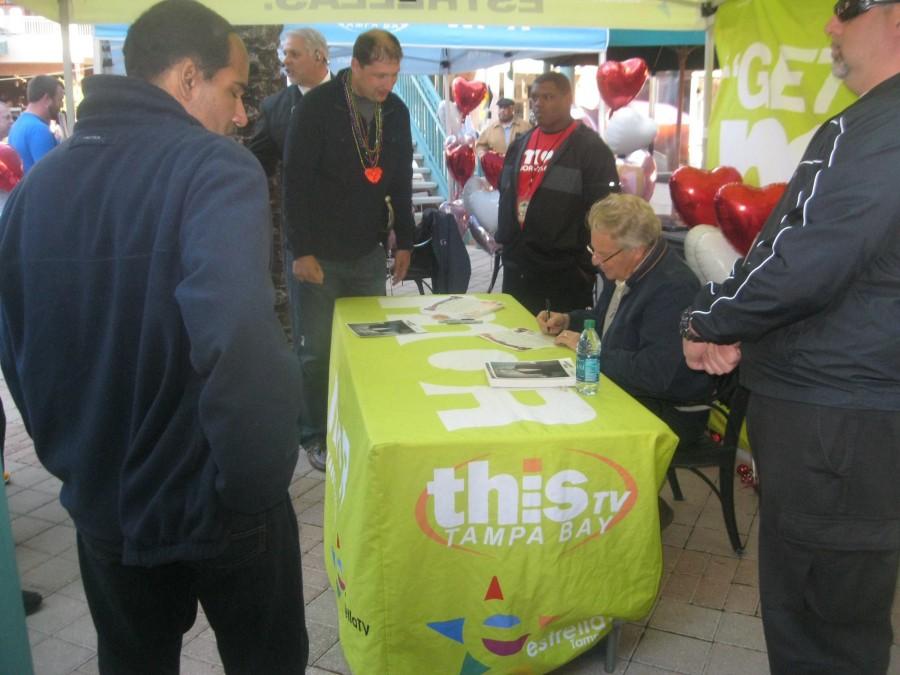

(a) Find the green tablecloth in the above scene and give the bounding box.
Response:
[324,294,677,674]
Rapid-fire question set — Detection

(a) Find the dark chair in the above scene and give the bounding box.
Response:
[666,372,750,554]
[404,234,437,294]
[402,209,471,295]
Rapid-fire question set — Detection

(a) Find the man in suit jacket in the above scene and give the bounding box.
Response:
[248,27,330,463]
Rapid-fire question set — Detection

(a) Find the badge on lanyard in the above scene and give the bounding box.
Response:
[517,199,529,224]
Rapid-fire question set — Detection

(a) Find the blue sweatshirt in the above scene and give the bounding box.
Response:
[0,75,301,566]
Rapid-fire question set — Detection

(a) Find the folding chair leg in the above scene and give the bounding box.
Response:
[415,279,425,295]
[718,456,744,553]
[667,467,685,501]
[604,621,621,673]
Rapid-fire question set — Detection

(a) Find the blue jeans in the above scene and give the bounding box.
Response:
[298,244,386,442]
[77,497,308,674]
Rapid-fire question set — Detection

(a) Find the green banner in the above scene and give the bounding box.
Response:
[23,0,704,29]
[324,294,677,673]
[707,0,857,184]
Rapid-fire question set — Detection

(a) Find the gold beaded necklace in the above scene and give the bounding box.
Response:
[342,72,384,184]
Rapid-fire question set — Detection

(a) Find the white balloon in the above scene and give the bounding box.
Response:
[684,225,742,285]
[605,106,658,156]
[462,177,500,235]
[462,175,492,201]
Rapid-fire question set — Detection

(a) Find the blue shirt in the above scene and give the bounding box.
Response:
[9,111,57,172]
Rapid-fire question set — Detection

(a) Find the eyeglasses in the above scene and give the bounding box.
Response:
[586,244,623,264]
[833,0,900,22]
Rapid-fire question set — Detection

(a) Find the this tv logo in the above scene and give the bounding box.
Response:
[416,453,637,553]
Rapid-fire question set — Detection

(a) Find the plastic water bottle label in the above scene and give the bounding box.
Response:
[581,356,599,383]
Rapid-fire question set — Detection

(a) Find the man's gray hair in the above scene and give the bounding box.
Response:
[282,27,329,61]
[587,193,660,250]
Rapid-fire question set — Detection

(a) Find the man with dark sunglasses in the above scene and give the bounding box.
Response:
[682,3,900,673]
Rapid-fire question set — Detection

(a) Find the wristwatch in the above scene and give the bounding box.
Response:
[679,309,704,343]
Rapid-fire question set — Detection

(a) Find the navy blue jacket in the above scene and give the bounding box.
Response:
[690,72,900,410]
[0,75,302,565]
[571,240,713,405]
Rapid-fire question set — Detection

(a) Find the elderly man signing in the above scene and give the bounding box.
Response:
[538,193,713,447]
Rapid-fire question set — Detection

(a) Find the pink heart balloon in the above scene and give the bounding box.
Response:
[452,78,487,117]
[596,59,649,113]
[669,165,743,228]
[714,183,787,255]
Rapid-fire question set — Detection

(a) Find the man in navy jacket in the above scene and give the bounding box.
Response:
[0,1,307,671]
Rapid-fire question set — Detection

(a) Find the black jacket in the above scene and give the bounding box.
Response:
[496,123,619,274]
[0,75,301,565]
[690,72,900,411]
[571,239,712,405]
[247,84,300,177]
[283,69,414,261]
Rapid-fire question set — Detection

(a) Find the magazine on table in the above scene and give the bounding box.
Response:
[480,328,556,351]
[347,320,424,338]
[422,295,504,320]
[484,359,576,388]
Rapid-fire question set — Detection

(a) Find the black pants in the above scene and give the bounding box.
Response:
[501,256,594,316]
[77,497,308,675]
[748,393,899,675]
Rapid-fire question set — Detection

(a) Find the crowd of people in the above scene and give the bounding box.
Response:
[0,0,897,673]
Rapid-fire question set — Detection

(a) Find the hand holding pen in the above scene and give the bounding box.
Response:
[536,299,570,336]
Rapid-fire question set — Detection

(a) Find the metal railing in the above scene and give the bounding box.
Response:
[0,15,93,37]
[394,74,449,201]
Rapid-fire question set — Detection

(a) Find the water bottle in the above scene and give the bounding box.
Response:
[575,319,601,396]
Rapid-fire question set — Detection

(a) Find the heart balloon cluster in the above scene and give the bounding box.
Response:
[669,166,743,228]
[452,77,488,118]
[596,59,649,114]
[674,165,786,284]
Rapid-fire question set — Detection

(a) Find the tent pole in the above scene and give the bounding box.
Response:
[597,50,607,139]
[59,0,76,135]
[701,2,717,169]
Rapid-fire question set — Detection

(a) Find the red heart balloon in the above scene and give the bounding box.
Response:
[596,58,649,113]
[445,144,475,185]
[714,182,787,255]
[480,151,504,189]
[0,144,23,192]
[669,165,743,228]
[452,77,487,117]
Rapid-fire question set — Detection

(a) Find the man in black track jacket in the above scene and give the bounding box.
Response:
[682,3,900,673]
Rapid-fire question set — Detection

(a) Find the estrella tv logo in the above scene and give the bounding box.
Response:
[426,575,611,674]
[415,450,638,556]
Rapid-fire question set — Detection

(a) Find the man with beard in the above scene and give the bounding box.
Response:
[682,2,900,672]
[8,75,64,172]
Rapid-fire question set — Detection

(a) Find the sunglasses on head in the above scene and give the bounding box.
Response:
[834,0,900,22]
